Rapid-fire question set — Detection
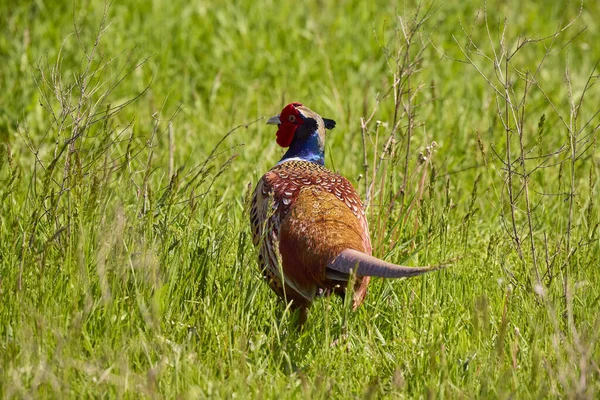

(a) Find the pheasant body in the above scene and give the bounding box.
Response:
[251,103,445,319]
[251,160,371,309]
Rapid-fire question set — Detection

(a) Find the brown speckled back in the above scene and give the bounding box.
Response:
[251,160,371,309]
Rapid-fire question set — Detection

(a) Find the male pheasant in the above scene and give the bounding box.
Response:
[250,103,444,321]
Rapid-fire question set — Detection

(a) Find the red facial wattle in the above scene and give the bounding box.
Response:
[276,126,296,147]
[275,103,303,148]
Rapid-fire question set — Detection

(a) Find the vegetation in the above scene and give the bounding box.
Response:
[1,0,598,397]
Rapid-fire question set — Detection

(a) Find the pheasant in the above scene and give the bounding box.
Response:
[250,103,445,321]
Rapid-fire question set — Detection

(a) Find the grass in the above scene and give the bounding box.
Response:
[1,0,599,398]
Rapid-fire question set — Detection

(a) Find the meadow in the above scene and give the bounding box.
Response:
[1,0,599,398]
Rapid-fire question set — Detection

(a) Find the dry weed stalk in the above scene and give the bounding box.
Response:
[454,1,599,299]
[360,4,441,257]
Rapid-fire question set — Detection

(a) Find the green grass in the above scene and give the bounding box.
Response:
[1,0,599,398]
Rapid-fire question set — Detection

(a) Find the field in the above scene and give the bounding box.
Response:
[1,0,599,398]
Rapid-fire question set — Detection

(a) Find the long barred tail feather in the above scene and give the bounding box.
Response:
[327,249,450,279]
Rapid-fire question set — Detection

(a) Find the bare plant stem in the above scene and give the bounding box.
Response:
[518,101,541,285]
[565,61,577,315]
[399,16,413,211]
[502,49,523,261]
[169,123,175,178]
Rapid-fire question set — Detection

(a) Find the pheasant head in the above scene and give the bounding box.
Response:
[267,102,336,165]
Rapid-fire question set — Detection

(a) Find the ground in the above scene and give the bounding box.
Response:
[1,0,599,398]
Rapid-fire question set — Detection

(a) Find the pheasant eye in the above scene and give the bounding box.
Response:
[288,115,296,123]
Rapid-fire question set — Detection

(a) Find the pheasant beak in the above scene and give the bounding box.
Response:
[266,115,281,125]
